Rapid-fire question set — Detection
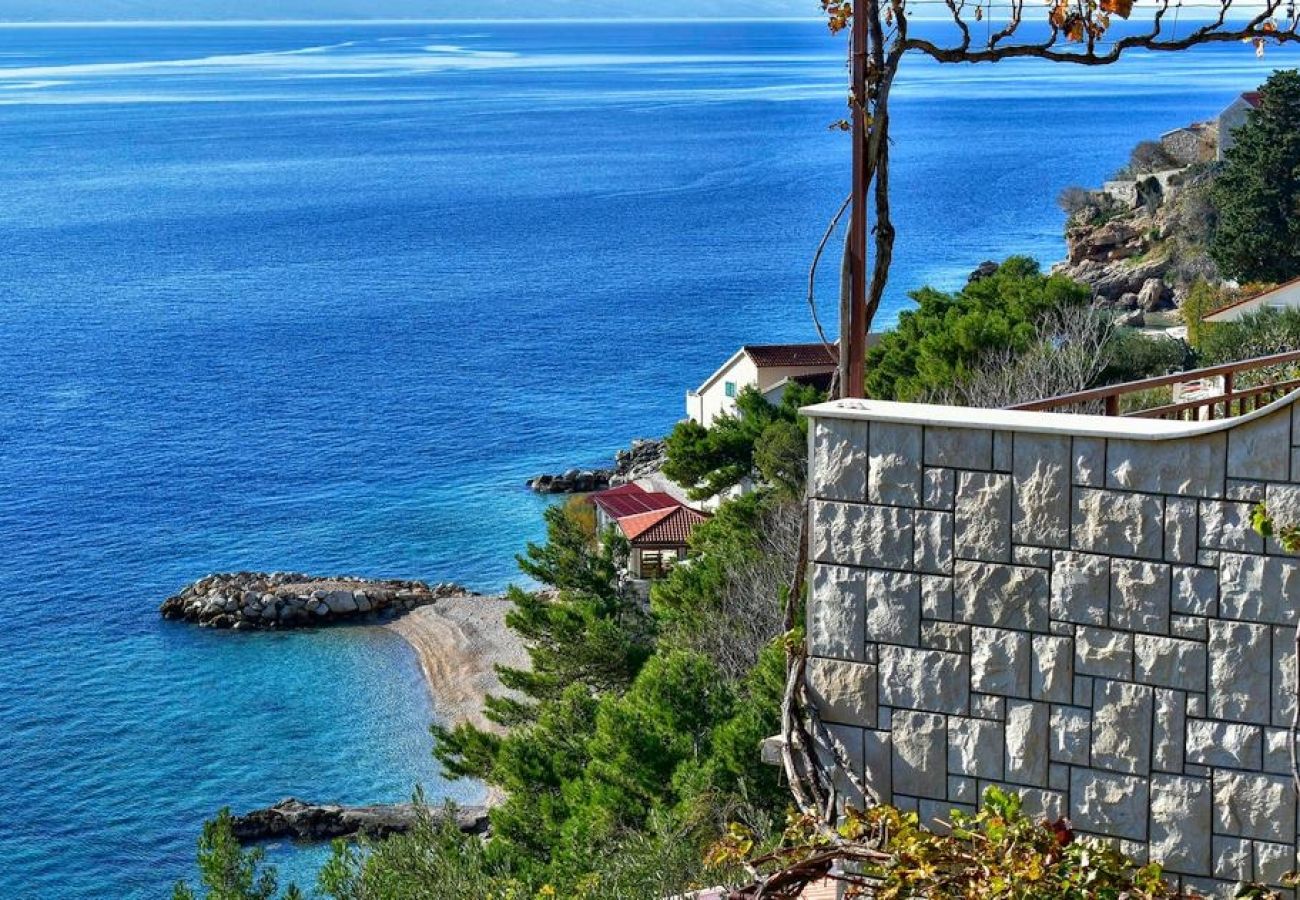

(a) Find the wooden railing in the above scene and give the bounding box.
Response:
[1009,349,1300,421]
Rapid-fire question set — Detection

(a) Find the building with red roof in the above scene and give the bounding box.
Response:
[587,483,710,581]
[1219,89,1265,160]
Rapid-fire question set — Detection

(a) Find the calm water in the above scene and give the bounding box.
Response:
[0,19,1293,899]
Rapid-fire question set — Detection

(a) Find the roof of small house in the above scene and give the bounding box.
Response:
[1203,274,1300,323]
[618,505,711,547]
[1242,90,1263,108]
[743,343,838,368]
[589,483,681,519]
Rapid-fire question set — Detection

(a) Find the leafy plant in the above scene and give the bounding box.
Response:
[173,810,303,900]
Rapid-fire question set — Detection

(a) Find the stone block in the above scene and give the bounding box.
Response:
[1185,719,1263,769]
[921,621,970,653]
[1091,679,1153,776]
[1049,763,1069,790]
[1213,771,1296,842]
[1212,836,1253,883]
[812,419,868,501]
[878,645,968,715]
[1198,549,1221,568]
[919,799,976,833]
[1165,497,1198,564]
[1073,436,1105,487]
[892,710,947,800]
[921,575,953,621]
[1072,488,1164,560]
[806,657,877,726]
[1014,545,1052,568]
[1012,434,1070,549]
[1273,626,1296,729]
[869,423,923,508]
[1152,688,1185,773]
[1264,727,1292,775]
[1002,785,1065,821]
[1209,620,1272,725]
[955,472,1011,562]
[1255,840,1296,887]
[1171,615,1208,641]
[864,728,892,799]
[1070,769,1149,841]
[1220,554,1300,625]
[861,569,921,645]
[1005,700,1049,787]
[993,432,1013,473]
[1107,433,1226,498]
[1049,705,1090,765]
[1172,566,1218,617]
[809,564,865,660]
[1294,448,1300,482]
[1031,635,1073,703]
[1073,674,1094,706]
[1075,627,1133,680]
[1149,774,1212,877]
[812,500,914,572]
[924,426,993,470]
[1266,484,1300,555]
[948,716,1004,780]
[1134,634,1206,692]
[1228,407,1291,482]
[1109,559,1171,635]
[971,693,1004,721]
[924,467,955,510]
[1228,479,1268,503]
[1187,693,1206,717]
[1200,500,1265,554]
[948,775,977,804]
[914,510,954,575]
[819,724,866,809]
[1051,551,1110,625]
[971,627,1030,698]
[954,560,1049,632]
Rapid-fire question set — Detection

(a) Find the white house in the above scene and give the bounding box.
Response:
[1204,275,1300,324]
[685,343,837,427]
[1218,90,1262,160]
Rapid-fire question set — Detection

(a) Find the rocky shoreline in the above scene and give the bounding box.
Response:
[527,437,666,494]
[159,572,477,630]
[229,797,490,844]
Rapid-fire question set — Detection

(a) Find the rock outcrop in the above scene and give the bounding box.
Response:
[527,437,667,494]
[229,797,490,843]
[160,572,476,629]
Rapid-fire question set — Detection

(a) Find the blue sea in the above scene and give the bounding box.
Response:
[0,18,1293,898]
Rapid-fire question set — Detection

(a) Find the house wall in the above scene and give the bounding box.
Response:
[803,395,1300,897]
[1161,125,1216,166]
[689,354,759,428]
[1207,280,1300,324]
[1219,97,1254,160]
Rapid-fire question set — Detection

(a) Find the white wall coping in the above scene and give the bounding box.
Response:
[801,389,1300,442]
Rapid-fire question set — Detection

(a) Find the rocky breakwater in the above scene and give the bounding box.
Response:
[229,797,489,844]
[527,437,667,494]
[159,572,475,630]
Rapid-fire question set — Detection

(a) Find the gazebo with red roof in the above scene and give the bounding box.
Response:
[587,483,710,580]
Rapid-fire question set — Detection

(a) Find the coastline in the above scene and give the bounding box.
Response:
[384,595,528,734]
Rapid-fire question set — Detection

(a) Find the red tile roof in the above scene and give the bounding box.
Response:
[743,343,837,369]
[1242,90,1263,108]
[621,506,710,547]
[589,483,681,519]
[1203,273,1300,322]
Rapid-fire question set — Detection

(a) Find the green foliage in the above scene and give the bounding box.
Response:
[1182,278,1224,350]
[1199,306,1300,367]
[663,382,822,500]
[173,810,302,900]
[1099,327,1189,385]
[752,419,808,500]
[1252,503,1300,553]
[516,502,625,603]
[864,256,1091,401]
[1210,69,1300,283]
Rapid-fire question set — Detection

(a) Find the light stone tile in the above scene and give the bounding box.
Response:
[947,716,1004,780]
[1031,635,1073,704]
[1108,433,1226,498]
[1294,448,1300,483]
[1165,496,1199,564]
[1187,693,1206,717]
[995,785,1064,821]
[1049,763,1069,790]
[1198,549,1221,568]
[992,431,1013,473]
[1183,875,1241,899]
[1213,771,1296,842]
[1273,625,1296,729]
[923,467,954,510]
[1072,488,1164,560]
[1075,627,1133,680]
[1170,614,1208,641]
[1133,634,1206,692]
[1265,484,1300,556]
[1090,679,1154,776]
[948,774,977,804]
[1152,688,1185,774]
[1109,559,1171,635]
[1012,433,1070,549]
[1228,407,1291,482]
[868,422,923,508]
[878,645,969,715]
[1185,719,1263,769]
[1051,551,1110,626]
[1172,565,1218,617]
[806,657,877,727]
[1200,500,1265,554]
[819,724,866,810]
[924,426,993,470]
[919,799,976,834]
[971,693,1004,721]
[1227,479,1267,503]
[1070,768,1149,841]
[1014,545,1052,568]
[1073,674,1094,706]
[1255,840,1296,888]
[914,510,954,575]
[921,621,970,654]
[861,569,921,646]
[892,710,947,800]
[1212,836,1253,882]
[864,728,892,800]
[1220,553,1300,625]
[1005,700,1049,787]
[1073,436,1105,487]
[921,575,953,621]
[1264,727,1292,775]
[1209,620,1272,725]
[1149,774,1212,877]
[955,472,1011,563]
[970,627,1030,698]
[954,560,1049,632]
[812,419,868,501]
[1049,704,1090,765]
[811,500,914,571]
[809,564,865,661]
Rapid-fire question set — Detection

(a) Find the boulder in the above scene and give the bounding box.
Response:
[1116,308,1146,328]
[228,797,490,844]
[1138,277,1173,311]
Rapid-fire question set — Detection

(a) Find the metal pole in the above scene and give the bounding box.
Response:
[844,2,869,399]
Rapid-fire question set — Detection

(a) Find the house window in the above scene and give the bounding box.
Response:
[724,381,737,398]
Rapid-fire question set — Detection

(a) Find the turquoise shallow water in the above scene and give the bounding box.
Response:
[0,19,1294,899]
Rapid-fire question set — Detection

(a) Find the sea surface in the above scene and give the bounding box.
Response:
[0,18,1293,899]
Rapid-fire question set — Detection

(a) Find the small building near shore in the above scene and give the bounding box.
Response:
[588,483,709,581]
[1218,90,1262,160]
[685,343,838,428]
[1203,275,1300,324]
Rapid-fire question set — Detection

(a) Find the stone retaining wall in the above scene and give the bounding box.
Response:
[802,394,1300,897]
